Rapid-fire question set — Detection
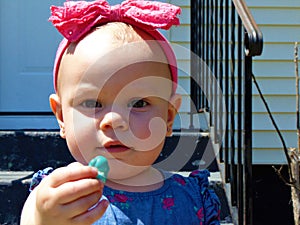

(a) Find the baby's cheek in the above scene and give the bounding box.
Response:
[67,118,97,163]
[129,119,152,139]
[69,145,87,164]
[63,129,86,163]
[130,117,167,151]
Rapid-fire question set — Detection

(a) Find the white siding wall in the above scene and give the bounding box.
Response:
[168,0,191,130]
[248,0,300,164]
[168,0,300,164]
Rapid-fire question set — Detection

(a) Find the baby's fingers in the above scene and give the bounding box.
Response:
[54,178,103,204]
[67,161,84,168]
[60,191,102,218]
[47,164,98,187]
[71,199,109,225]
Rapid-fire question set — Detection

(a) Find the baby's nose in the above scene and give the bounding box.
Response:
[99,111,128,131]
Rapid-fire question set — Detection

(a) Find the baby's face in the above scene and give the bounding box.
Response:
[55,28,179,181]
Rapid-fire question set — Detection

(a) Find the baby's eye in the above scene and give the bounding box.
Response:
[81,100,102,108]
[128,99,149,108]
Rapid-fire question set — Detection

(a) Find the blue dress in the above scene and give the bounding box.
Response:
[30,169,220,225]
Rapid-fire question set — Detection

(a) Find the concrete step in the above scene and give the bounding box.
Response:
[0,130,218,171]
[0,171,33,225]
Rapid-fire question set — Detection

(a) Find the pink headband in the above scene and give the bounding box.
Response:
[49,0,181,93]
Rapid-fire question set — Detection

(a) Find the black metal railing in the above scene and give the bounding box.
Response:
[190,0,263,224]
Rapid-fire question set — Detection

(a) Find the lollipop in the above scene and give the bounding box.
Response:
[89,156,110,183]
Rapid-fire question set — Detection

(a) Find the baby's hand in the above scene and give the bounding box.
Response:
[24,162,108,225]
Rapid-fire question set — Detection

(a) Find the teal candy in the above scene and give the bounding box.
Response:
[89,156,110,183]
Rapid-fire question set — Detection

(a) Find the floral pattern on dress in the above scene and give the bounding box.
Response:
[194,206,205,225]
[173,175,187,186]
[191,170,201,176]
[161,195,175,214]
[107,192,133,210]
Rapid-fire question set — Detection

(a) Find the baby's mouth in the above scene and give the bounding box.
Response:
[103,141,131,153]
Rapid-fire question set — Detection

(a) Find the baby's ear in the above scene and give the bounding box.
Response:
[49,94,66,138]
[166,94,182,136]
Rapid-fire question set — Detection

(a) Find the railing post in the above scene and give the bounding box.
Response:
[244,55,253,225]
[189,0,201,130]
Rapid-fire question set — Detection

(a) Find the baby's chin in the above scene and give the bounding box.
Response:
[108,163,152,179]
[106,166,165,191]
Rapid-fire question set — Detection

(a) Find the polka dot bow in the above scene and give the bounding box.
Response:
[49,0,181,42]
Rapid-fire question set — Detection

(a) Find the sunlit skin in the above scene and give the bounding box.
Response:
[20,23,181,225]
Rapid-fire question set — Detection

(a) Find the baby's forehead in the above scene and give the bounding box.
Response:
[95,22,149,42]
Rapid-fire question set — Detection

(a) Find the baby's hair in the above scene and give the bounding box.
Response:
[95,22,146,44]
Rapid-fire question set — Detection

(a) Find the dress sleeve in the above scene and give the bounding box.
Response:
[29,167,53,192]
[190,170,221,225]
